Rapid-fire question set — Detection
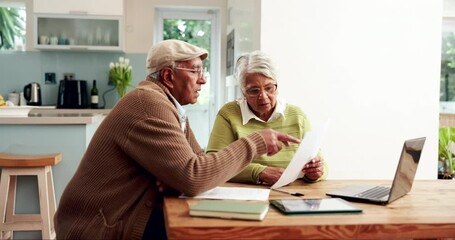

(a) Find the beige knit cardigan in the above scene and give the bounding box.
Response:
[54,78,267,239]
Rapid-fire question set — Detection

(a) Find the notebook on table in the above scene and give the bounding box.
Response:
[326,137,426,205]
[189,200,269,221]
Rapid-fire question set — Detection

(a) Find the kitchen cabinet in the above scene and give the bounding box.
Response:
[34,14,124,52]
[34,0,123,15]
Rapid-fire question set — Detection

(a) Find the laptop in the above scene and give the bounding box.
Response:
[326,137,426,205]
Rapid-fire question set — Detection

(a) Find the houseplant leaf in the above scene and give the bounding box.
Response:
[439,127,455,178]
[0,6,25,50]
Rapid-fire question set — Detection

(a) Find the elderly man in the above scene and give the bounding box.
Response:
[54,40,299,239]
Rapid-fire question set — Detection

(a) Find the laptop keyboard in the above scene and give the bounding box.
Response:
[355,186,390,199]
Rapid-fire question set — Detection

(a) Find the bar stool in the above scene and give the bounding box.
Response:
[0,153,62,240]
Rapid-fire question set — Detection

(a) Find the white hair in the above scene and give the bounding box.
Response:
[235,50,278,91]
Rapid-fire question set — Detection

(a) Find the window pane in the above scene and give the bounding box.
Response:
[0,3,26,51]
[441,19,455,101]
[163,19,212,105]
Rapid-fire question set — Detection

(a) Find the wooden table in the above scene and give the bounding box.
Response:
[164,180,455,239]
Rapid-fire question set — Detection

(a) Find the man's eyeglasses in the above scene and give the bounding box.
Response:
[245,84,277,97]
[174,67,208,78]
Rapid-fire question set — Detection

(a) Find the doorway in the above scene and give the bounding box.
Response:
[154,7,220,148]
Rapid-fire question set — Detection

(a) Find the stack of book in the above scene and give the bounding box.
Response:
[189,200,269,221]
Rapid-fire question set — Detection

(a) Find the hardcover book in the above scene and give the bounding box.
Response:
[189,200,269,221]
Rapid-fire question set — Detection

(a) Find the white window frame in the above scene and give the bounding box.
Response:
[154,7,221,138]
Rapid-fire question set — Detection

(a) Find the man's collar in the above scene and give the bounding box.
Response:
[168,94,187,133]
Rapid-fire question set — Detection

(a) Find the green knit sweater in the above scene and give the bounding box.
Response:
[207,101,326,184]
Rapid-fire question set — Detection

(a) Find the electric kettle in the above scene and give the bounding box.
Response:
[23,82,42,106]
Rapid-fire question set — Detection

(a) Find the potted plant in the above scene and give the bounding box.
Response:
[108,57,133,98]
[438,127,455,179]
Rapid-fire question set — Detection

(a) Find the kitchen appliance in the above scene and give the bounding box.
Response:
[7,92,20,106]
[23,82,42,106]
[57,79,88,108]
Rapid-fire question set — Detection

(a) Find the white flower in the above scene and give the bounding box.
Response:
[109,57,133,98]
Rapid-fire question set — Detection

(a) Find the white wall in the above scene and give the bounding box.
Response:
[225,0,261,101]
[444,0,455,17]
[124,0,227,55]
[260,0,441,179]
[125,0,441,179]
[226,0,261,64]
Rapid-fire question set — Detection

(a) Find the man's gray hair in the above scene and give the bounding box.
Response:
[148,71,160,80]
[148,62,182,81]
[235,50,278,91]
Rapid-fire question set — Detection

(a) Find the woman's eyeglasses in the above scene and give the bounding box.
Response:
[174,67,208,79]
[245,84,277,97]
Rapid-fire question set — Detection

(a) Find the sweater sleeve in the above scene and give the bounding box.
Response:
[229,163,267,184]
[120,89,267,196]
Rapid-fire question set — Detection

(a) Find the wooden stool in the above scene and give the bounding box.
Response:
[0,153,62,240]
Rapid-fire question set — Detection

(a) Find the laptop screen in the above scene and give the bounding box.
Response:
[388,137,426,203]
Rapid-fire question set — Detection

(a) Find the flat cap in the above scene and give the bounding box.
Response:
[146,39,208,74]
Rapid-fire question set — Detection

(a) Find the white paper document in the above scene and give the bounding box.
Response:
[180,187,270,201]
[271,120,329,189]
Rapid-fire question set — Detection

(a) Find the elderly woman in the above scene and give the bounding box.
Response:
[206,50,327,185]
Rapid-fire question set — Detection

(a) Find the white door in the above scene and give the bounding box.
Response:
[155,8,220,149]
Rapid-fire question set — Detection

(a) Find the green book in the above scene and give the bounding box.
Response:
[189,200,269,221]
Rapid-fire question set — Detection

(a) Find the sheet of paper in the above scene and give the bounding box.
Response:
[180,187,270,201]
[271,120,329,189]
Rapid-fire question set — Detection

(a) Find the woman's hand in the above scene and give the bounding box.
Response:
[258,166,285,185]
[301,156,325,181]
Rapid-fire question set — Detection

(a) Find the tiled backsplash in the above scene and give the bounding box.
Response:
[0,51,146,109]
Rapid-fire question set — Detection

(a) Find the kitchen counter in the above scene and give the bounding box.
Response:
[30,107,111,115]
[0,112,104,124]
[0,108,110,236]
[0,108,110,125]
